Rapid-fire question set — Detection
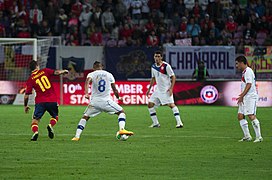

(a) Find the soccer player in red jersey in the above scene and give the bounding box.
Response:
[24,60,68,141]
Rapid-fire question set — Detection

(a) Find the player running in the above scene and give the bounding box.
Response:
[24,60,68,141]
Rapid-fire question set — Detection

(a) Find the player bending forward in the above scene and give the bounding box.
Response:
[72,61,134,141]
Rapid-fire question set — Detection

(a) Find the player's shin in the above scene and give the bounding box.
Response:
[239,119,251,138]
[118,113,126,130]
[172,106,183,126]
[148,107,159,125]
[31,123,39,133]
[49,116,58,127]
[252,119,261,138]
[75,119,87,138]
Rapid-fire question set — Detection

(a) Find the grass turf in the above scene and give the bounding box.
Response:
[0,105,271,179]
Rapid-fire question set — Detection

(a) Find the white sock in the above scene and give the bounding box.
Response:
[118,113,126,130]
[75,119,87,138]
[239,119,251,138]
[172,106,183,126]
[252,119,261,138]
[148,107,159,125]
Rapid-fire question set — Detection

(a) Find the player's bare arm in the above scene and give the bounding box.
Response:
[236,83,252,104]
[24,94,30,113]
[54,69,69,75]
[111,83,122,101]
[168,75,176,96]
[146,77,155,96]
[84,77,92,99]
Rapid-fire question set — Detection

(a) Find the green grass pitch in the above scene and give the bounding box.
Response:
[0,105,271,179]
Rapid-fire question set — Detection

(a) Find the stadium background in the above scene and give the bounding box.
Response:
[0,0,271,106]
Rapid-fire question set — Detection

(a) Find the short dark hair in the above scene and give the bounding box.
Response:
[29,60,38,71]
[93,61,101,69]
[235,55,247,65]
[154,51,163,56]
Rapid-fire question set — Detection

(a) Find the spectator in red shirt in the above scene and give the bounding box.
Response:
[71,0,83,17]
[120,23,133,40]
[24,60,69,141]
[225,15,238,33]
[90,27,103,46]
[146,30,159,47]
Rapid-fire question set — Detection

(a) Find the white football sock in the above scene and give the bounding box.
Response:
[239,119,251,138]
[252,119,261,138]
[172,106,183,126]
[118,113,126,130]
[148,107,159,125]
[75,119,87,138]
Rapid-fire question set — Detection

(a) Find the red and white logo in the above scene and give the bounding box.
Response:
[200,85,219,104]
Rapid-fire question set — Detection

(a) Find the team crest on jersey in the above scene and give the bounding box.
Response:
[200,85,219,104]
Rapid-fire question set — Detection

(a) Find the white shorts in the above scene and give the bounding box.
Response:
[84,99,123,117]
[149,90,174,106]
[238,97,257,115]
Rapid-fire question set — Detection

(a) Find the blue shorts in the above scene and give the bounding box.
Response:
[33,102,59,120]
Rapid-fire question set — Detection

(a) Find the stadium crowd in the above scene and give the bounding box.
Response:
[0,0,272,52]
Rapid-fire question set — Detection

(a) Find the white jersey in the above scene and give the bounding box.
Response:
[87,70,115,101]
[241,67,258,99]
[151,61,175,93]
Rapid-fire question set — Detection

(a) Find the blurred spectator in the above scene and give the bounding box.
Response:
[29,4,43,36]
[243,22,256,41]
[207,0,223,20]
[16,19,31,38]
[44,1,57,33]
[162,0,176,19]
[225,15,238,33]
[255,0,265,18]
[62,0,72,16]
[192,60,210,81]
[38,20,52,36]
[186,17,201,37]
[200,13,213,29]
[91,6,102,27]
[79,5,92,38]
[148,0,161,12]
[65,34,79,46]
[191,0,203,18]
[71,0,83,17]
[146,30,159,47]
[102,0,114,12]
[131,0,142,24]
[90,27,103,46]
[55,8,68,35]
[114,0,128,24]
[18,5,29,24]
[141,0,150,19]
[175,0,186,17]
[101,7,115,33]
[120,23,133,40]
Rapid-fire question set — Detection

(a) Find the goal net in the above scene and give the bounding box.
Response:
[0,38,51,104]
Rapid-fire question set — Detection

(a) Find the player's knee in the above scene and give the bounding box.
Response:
[237,113,244,120]
[169,103,176,108]
[147,102,155,108]
[83,116,90,121]
[248,114,256,121]
[116,110,125,115]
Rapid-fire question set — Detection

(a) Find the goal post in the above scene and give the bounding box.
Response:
[0,38,52,105]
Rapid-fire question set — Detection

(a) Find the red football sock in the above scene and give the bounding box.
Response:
[31,123,38,133]
[50,116,58,127]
